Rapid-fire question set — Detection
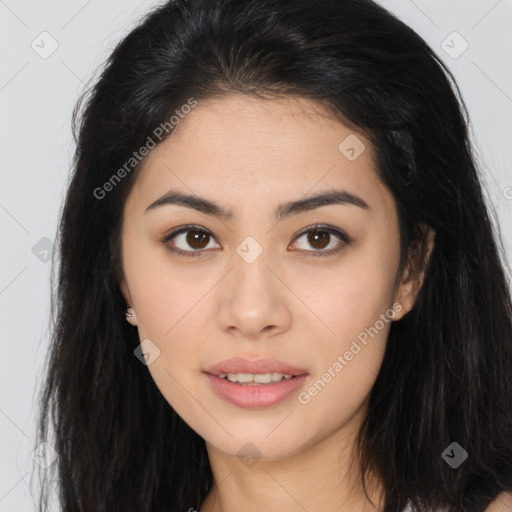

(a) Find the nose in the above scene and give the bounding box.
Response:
[216,249,292,340]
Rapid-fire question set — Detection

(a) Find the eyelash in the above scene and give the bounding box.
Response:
[160,223,350,258]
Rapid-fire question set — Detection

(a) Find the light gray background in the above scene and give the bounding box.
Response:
[1,1,511,510]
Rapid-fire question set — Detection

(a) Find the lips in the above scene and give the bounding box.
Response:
[205,372,309,409]
[204,357,310,408]
[204,356,309,377]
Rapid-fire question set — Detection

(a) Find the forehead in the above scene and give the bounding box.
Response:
[126,94,394,219]
[167,94,365,165]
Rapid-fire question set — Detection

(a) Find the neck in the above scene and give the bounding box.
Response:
[199,407,385,512]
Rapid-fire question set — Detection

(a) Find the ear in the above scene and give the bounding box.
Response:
[392,224,435,321]
[119,278,131,305]
[119,278,138,327]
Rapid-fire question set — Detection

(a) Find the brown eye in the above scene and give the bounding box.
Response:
[290,226,349,257]
[185,230,210,249]
[162,224,349,258]
[307,230,330,250]
[163,226,220,256]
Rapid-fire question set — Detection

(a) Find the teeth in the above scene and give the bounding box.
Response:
[254,373,273,383]
[235,373,255,383]
[221,372,294,384]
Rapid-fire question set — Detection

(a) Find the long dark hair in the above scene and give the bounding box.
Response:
[36,0,512,510]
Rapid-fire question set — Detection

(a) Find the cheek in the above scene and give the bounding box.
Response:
[123,233,206,335]
[291,267,397,436]
[294,249,399,344]
[290,244,399,403]
[332,271,396,340]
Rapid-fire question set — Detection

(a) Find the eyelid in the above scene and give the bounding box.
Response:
[161,223,350,257]
[161,224,218,243]
[293,223,350,243]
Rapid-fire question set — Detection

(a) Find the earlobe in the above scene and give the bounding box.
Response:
[125,304,138,326]
[391,277,416,321]
[119,279,138,326]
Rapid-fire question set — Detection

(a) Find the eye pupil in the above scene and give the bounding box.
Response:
[187,230,209,249]
[308,230,329,249]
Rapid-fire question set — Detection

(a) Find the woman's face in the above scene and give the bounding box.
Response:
[119,94,415,461]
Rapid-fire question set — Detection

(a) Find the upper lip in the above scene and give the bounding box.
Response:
[204,357,308,376]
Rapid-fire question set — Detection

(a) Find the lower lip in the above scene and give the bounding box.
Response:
[205,373,309,409]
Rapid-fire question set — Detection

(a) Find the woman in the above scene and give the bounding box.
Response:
[36,0,512,510]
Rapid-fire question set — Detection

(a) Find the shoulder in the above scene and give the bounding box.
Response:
[484,490,512,511]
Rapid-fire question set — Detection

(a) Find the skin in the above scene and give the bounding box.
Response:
[118,93,436,511]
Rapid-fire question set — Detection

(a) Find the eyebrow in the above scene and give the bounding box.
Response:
[144,188,370,222]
